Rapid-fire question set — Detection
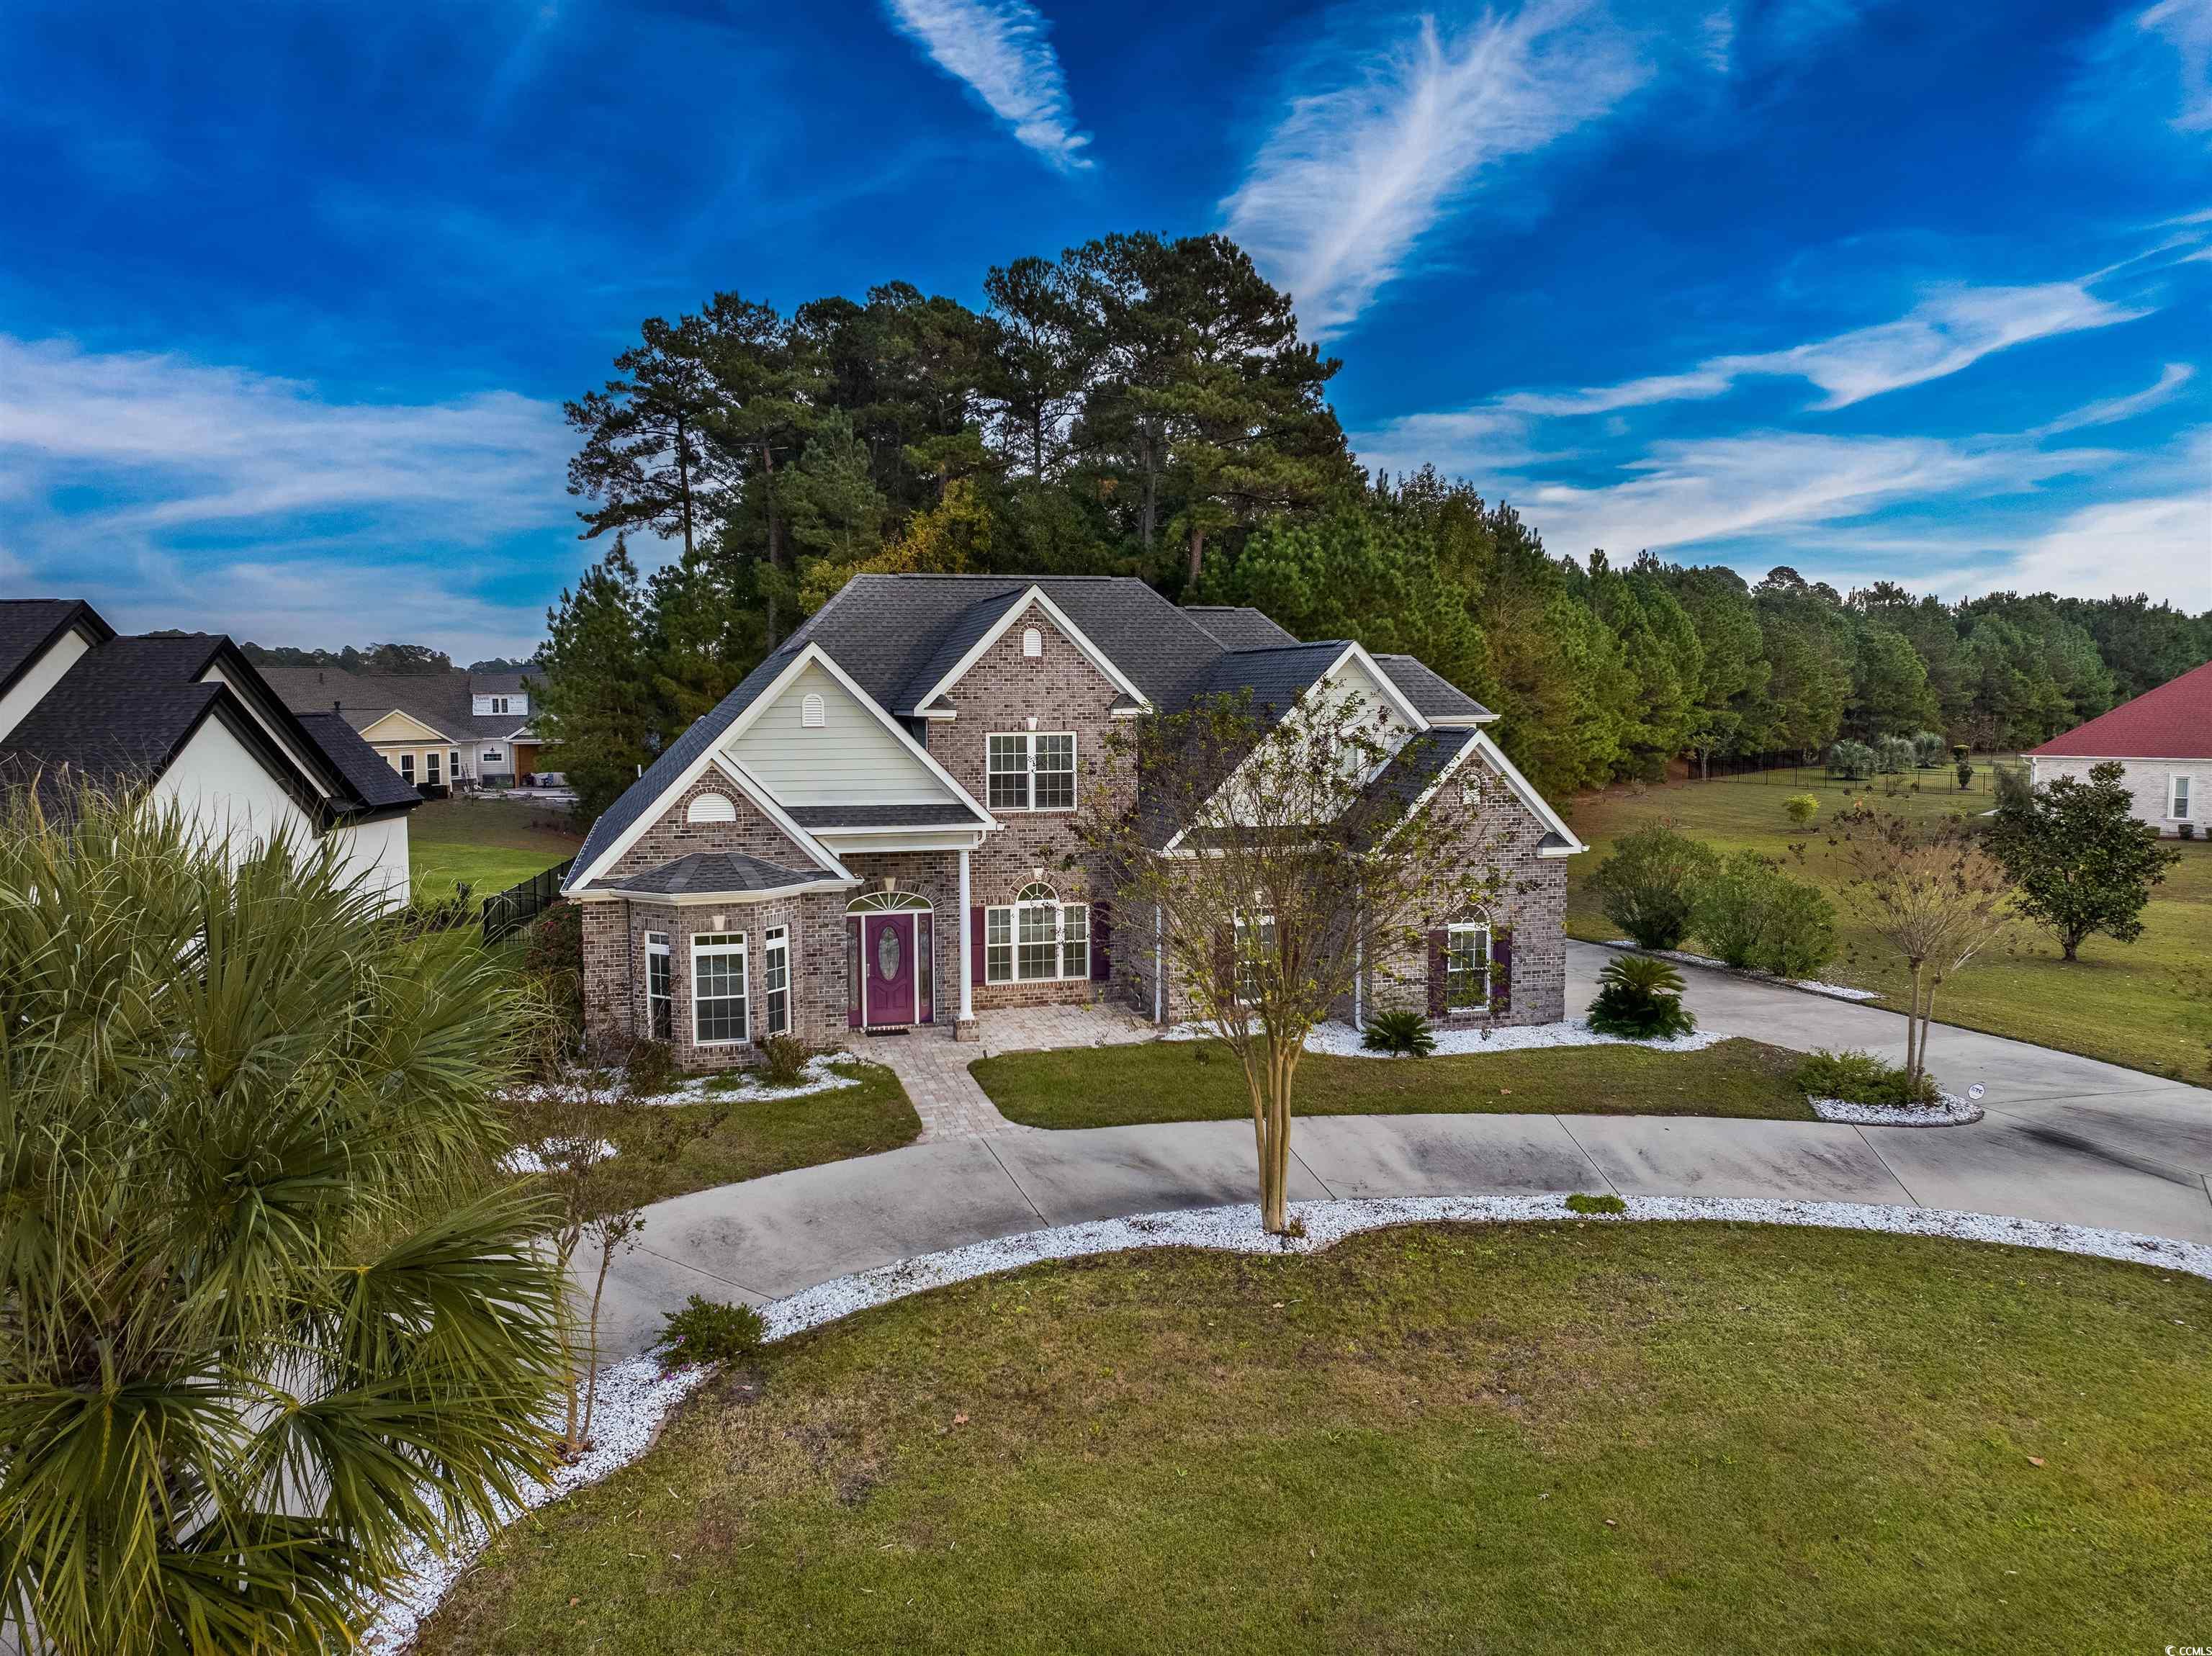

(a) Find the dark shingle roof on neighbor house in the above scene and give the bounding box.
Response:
[295,712,428,811]
[2028,660,2212,761]
[587,851,826,897]
[259,665,540,743]
[569,575,1497,883]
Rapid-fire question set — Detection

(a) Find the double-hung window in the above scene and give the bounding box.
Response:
[645,931,673,1040]
[397,752,415,782]
[985,883,1089,983]
[1445,921,1491,1009]
[986,731,1076,811]
[692,932,747,1045]
[2173,775,2193,821]
[1233,912,1276,1002]
[763,925,791,1036]
[425,750,441,786]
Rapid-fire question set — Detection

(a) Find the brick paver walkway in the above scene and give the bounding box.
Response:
[858,1002,1160,1140]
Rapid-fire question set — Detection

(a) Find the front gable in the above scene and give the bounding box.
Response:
[359,708,451,745]
[727,660,960,807]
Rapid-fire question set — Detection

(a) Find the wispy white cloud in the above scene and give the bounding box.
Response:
[1222,1,1647,341]
[2000,485,2211,604]
[2141,0,2212,132]
[1496,280,2143,415]
[0,336,572,654]
[2032,361,2197,436]
[881,0,1092,168]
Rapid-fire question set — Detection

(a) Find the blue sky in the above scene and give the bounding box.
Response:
[1,0,2206,657]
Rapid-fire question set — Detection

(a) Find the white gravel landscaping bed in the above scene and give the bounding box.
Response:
[361,1190,2212,1648]
[505,1051,865,1110]
[1161,1017,1726,1056]
[1809,1092,1983,1128]
[1605,940,1883,1002]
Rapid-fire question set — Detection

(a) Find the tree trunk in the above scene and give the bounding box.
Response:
[676,411,696,560]
[760,438,781,644]
[1138,432,1160,550]
[1903,961,1925,1081]
[2062,932,2081,962]
[580,1236,615,1448]
[1186,523,1205,587]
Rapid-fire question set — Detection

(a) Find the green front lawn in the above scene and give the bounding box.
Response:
[421,1224,2212,1655]
[1563,764,2212,1082]
[410,796,583,903]
[974,1036,1813,1128]
[500,1061,922,1207]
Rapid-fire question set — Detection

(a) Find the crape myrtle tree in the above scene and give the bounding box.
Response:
[1987,759,2182,961]
[0,790,567,1656]
[1082,691,1503,1234]
[1830,805,2015,1087]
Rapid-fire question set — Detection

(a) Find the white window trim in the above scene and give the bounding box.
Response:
[645,931,673,1041]
[424,750,442,786]
[1444,920,1492,1010]
[397,752,414,781]
[984,885,1089,983]
[763,924,791,1036]
[2172,775,2193,820]
[986,730,1077,814]
[691,932,749,1047]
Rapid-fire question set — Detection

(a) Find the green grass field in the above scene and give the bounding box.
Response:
[410,796,583,904]
[975,1037,1812,1128]
[1562,763,2212,1083]
[421,1224,2212,1655]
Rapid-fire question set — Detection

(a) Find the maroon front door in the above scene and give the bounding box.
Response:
[863,913,916,1026]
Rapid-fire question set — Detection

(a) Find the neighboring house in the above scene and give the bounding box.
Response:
[563,575,1585,1071]
[0,600,422,908]
[260,665,545,791]
[2026,660,2212,837]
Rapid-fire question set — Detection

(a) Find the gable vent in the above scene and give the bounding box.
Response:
[686,792,737,824]
[1022,626,1043,658]
[801,692,827,728]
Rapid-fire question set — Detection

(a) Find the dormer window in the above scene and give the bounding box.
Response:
[1022,626,1043,658]
[802,693,826,728]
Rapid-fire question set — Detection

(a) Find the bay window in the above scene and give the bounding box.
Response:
[692,932,747,1045]
[763,925,790,1036]
[645,931,673,1040]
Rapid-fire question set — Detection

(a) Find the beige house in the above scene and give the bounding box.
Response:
[261,667,544,791]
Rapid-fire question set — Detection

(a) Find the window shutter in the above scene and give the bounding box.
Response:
[1213,925,1234,992]
[847,917,863,1028]
[1427,928,1448,1017]
[1493,927,1514,1014]
[970,906,986,990]
[1092,901,1112,982]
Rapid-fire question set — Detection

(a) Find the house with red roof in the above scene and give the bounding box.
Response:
[2027,660,2212,837]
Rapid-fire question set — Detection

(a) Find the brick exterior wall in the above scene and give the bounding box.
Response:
[614,891,850,1073]
[928,606,1133,1009]
[603,772,818,878]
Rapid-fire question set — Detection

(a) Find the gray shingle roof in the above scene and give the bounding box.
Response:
[295,712,424,812]
[785,803,989,828]
[588,851,827,897]
[0,600,109,701]
[1200,642,1349,719]
[1372,654,1491,721]
[260,665,539,742]
[1181,606,1299,650]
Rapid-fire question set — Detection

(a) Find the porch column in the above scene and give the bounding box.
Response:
[956,846,977,1040]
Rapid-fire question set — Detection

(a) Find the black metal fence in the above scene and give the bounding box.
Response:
[482,857,573,946]
[1685,752,2024,795]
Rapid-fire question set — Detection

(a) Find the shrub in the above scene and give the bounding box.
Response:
[653,1295,766,1372]
[1362,1009,1437,1056]
[391,880,475,939]
[1874,735,1916,775]
[1586,954,1696,1040]
[1592,824,1719,950]
[756,1032,815,1088]
[1794,1048,1941,1107]
[2183,823,2198,841]
[1784,792,1820,826]
[1691,850,1837,977]
[524,898,584,977]
[623,1037,680,1098]
[1955,759,1974,791]
[1827,739,1876,780]
[1912,730,1947,768]
[1565,1192,1627,1215]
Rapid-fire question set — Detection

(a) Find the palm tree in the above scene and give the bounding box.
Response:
[0,788,568,1655]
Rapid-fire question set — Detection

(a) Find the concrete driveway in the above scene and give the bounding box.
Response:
[588,941,2212,1355]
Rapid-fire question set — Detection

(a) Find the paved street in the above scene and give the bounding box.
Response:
[588,942,2212,1355]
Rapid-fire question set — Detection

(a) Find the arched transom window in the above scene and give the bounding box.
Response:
[848,890,931,913]
[985,881,1089,984]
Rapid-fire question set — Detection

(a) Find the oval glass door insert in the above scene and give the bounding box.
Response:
[876,924,902,981]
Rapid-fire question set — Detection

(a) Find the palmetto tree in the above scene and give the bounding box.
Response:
[0,790,568,1655]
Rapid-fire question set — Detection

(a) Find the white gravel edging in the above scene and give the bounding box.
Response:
[498,1136,619,1175]
[1604,941,1882,1002]
[362,1192,2211,1647]
[1809,1092,1983,1128]
[506,1052,865,1111]
[1161,1017,1725,1057]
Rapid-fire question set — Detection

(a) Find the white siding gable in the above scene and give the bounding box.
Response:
[143,716,320,860]
[0,626,93,742]
[726,661,956,806]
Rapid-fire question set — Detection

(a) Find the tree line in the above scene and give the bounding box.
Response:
[537,228,2212,815]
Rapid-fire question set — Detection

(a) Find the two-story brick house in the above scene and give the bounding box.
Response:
[562,575,1585,1069]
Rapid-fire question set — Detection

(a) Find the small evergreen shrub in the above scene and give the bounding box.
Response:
[1784,792,1820,826]
[756,1032,815,1088]
[391,881,475,939]
[1592,824,1719,950]
[1874,735,1917,775]
[653,1295,766,1372]
[1362,1009,1437,1056]
[2182,823,2198,841]
[1190,1043,1215,1064]
[1691,851,1836,977]
[1912,730,1947,768]
[623,1038,680,1098]
[1565,1192,1627,1215]
[1827,739,1875,780]
[1794,1048,1941,1107]
[1585,954,1696,1040]
[1955,759,1974,791]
